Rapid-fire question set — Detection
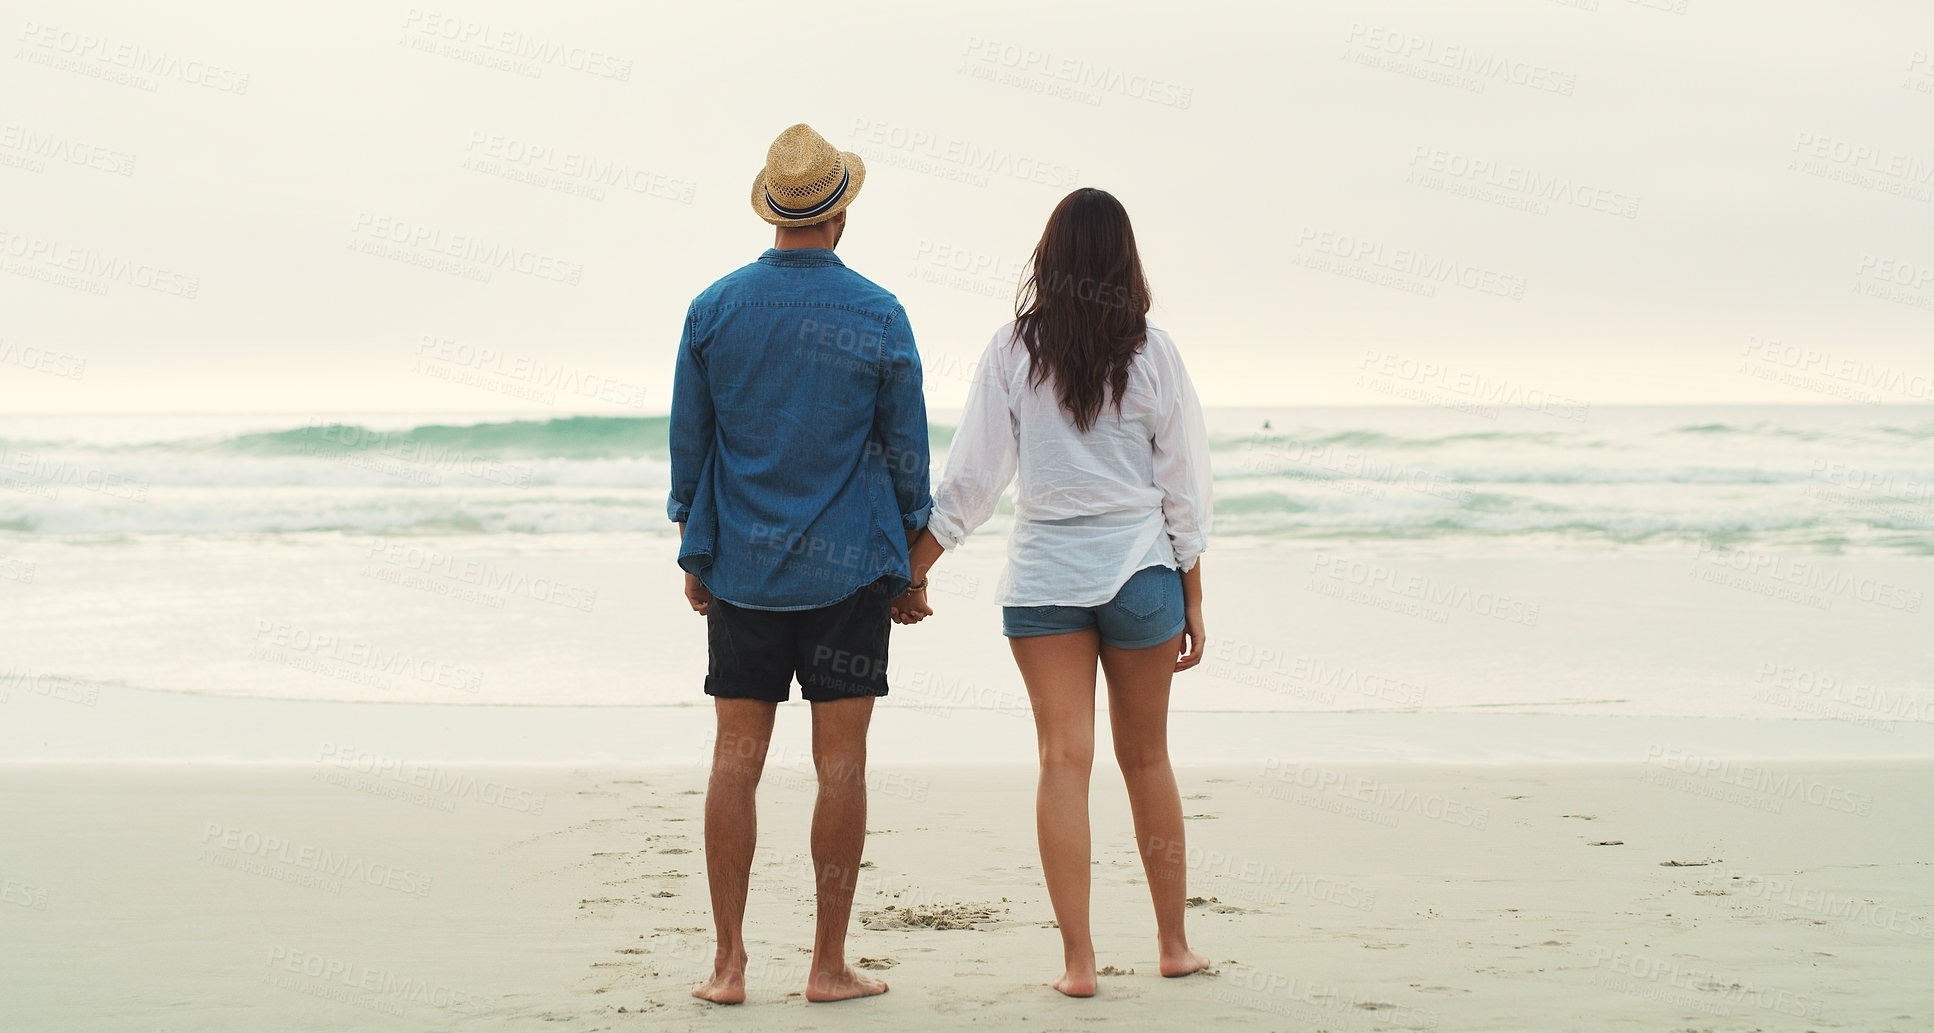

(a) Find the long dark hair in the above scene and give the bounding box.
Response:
[1013,188,1152,433]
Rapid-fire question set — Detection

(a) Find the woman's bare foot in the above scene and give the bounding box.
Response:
[1159,945,1211,977]
[1053,954,1098,998]
[804,964,889,1002]
[691,956,747,1004]
[1052,969,1098,997]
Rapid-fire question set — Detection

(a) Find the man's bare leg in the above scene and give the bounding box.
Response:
[693,698,778,1004]
[803,695,888,1002]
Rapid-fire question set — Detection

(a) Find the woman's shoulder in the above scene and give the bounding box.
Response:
[983,320,1028,365]
[1135,324,1186,372]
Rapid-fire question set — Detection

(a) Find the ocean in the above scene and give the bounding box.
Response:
[3,405,1931,548]
[1,405,1930,727]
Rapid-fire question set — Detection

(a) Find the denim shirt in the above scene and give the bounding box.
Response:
[668,248,932,610]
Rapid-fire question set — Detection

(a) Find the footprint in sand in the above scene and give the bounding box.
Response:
[1097,965,1134,976]
[859,902,1006,931]
[856,957,898,970]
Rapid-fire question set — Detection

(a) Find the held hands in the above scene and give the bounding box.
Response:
[1174,603,1205,672]
[893,530,944,627]
[890,581,933,625]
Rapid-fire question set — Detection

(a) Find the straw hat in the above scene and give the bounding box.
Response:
[749,124,867,227]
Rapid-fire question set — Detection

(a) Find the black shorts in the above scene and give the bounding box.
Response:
[704,578,893,703]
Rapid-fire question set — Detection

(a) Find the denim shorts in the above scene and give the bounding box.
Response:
[1002,565,1185,650]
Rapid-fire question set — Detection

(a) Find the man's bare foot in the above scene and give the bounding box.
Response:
[1159,946,1211,977]
[804,965,888,1002]
[692,961,747,1005]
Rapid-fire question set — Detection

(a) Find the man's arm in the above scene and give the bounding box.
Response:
[874,305,931,534]
[679,522,710,615]
[667,307,712,527]
[669,307,714,616]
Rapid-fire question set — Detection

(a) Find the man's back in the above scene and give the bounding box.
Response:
[668,247,931,610]
[682,122,908,1008]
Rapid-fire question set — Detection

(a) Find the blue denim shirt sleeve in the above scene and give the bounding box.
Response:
[666,306,711,524]
[875,305,932,531]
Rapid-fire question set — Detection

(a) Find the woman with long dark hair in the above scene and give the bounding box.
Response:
[895,187,1213,996]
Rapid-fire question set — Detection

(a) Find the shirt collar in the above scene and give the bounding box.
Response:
[758,247,845,267]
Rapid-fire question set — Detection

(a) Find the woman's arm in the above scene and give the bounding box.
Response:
[1150,331,1212,573]
[892,331,1018,625]
[926,331,1019,553]
[908,527,944,584]
[1150,331,1210,671]
[1176,558,1204,672]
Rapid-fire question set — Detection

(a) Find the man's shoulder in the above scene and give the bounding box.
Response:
[689,259,768,310]
[830,264,903,312]
[792,263,906,324]
[690,259,904,319]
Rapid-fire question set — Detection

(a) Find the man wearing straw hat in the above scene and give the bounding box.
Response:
[669,123,930,1004]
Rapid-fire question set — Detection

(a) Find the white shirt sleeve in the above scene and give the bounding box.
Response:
[1149,331,1212,570]
[928,330,1019,551]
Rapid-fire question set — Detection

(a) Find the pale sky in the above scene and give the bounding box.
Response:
[3,0,1933,414]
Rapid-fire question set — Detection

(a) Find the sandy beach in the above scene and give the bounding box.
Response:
[10,0,1934,1028]
[3,758,1928,1032]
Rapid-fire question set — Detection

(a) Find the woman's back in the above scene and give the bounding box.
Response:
[1004,322,1185,520]
[899,185,1217,997]
[930,320,1210,608]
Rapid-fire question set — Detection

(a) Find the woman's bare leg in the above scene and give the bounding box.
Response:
[1010,630,1102,997]
[1101,635,1209,977]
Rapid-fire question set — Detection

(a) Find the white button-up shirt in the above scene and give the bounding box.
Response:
[928,322,1213,607]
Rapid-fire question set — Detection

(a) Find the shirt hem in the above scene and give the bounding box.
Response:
[707,568,909,612]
